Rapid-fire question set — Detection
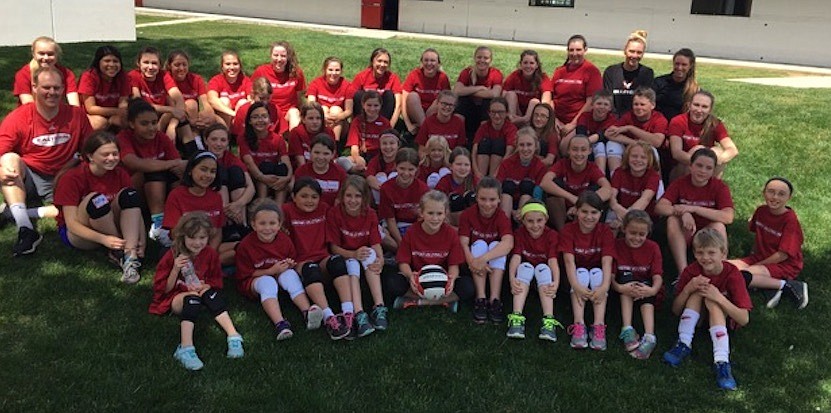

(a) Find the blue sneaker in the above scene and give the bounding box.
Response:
[715,361,738,390]
[226,335,244,358]
[370,305,389,330]
[173,345,204,371]
[663,341,692,367]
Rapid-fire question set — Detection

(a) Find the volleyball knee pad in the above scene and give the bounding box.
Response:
[300,262,323,286]
[575,268,591,290]
[200,288,227,317]
[180,295,203,322]
[85,193,111,219]
[253,275,279,302]
[741,270,753,287]
[501,180,518,196]
[516,262,535,285]
[470,239,489,258]
[592,141,607,159]
[518,179,536,196]
[326,255,348,279]
[117,188,141,209]
[260,161,289,177]
[277,269,304,299]
[464,191,476,208]
[345,258,362,277]
[588,268,604,291]
[534,264,553,286]
[449,193,466,213]
[226,166,246,191]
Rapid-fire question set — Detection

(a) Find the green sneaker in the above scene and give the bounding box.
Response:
[226,334,244,358]
[173,345,204,371]
[506,313,526,339]
[539,316,563,342]
[619,326,640,352]
[631,337,657,360]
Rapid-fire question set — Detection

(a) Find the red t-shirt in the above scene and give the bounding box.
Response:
[0,103,92,176]
[662,175,734,229]
[13,64,78,102]
[77,69,130,108]
[473,120,518,147]
[616,110,668,136]
[610,168,661,215]
[345,115,391,156]
[396,222,464,271]
[496,153,548,186]
[287,123,336,160]
[512,225,559,267]
[576,111,617,136]
[435,174,479,197]
[307,76,351,108]
[502,69,552,112]
[550,60,603,123]
[458,205,512,244]
[415,113,467,149]
[128,69,176,106]
[548,158,606,200]
[149,246,223,315]
[676,261,752,310]
[366,155,397,177]
[53,164,132,227]
[559,221,615,269]
[326,205,382,250]
[417,163,448,184]
[216,150,247,172]
[165,72,207,101]
[294,162,347,207]
[667,113,729,152]
[282,202,330,263]
[238,131,287,166]
[614,238,663,282]
[207,73,252,109]
[379,179,429,223]
[116,129,179,174]
[162,186,225,230]
[402,68,451,109]
[231,101,281,137]
[746,206,804,272]
[234,231,296,300]
[251,64,306,115]
[349,67,403,95]
[456,66,504,88]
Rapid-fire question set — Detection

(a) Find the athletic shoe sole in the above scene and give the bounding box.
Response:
[306,305,324,330]
[13,232,42,257]
[796,282,809,309]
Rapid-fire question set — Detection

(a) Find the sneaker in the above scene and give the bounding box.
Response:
[567,323,588,349]
[370,305,389,330]
[304,305,324,330]
[488,299,505,324]
[663,340,692,367]
[539,316,563,342]
[762,288,784,309]
[619,326,640,352]
[393,296,419,310]
[506,313,526,339]
[173,345,204,371]
[354,311,376,338]
[785,280,809,309]
[473,298,488,324]
[226,334,244,358]
[275,320,294,341]
[589,324,607,351]
[632,337,657,360]
[12,226,42,257]
[120,255,142,285]
[341,312,355,340]
[324,315,350,340]
[107,249,125,268]
[714,361,738,390]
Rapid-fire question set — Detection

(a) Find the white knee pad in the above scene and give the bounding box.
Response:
[346,258,362,277]
[592,141,607,159]
[362,248,377,269]
[277,269,304,299]
[253,275,279,302]
[589,267,604,290]
[534,264,553,286]
[606,141,625,159]
[427,173,442,189]
[471,240,506,270]
[573,267,591,293]
[516,262,535,285]
[487,241,506,270]
[471,239,489,258]
[656,179,665,201]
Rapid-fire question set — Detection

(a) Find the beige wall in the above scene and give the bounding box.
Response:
[0,0,135,46]
[143,0,362,27]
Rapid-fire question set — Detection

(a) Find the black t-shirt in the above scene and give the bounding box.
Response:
[603,63,654,115]
[653,73,686,120]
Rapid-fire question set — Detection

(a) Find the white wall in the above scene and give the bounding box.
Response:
[0,0,135,46]
[143,0,362,27]
[398,0,831,67]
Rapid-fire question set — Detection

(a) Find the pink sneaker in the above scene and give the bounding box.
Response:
[324,315,349,340]
[589,324,607,351]
[568,323,588,349]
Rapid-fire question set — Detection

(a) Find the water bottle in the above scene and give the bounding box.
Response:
[181,259,200,288]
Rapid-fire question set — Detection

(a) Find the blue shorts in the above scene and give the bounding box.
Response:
[58,225,75,249]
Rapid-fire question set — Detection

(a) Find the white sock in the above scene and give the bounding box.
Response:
[342,302,354,314]
[710,325,730,363]
[778,280,786,289]
[10,203,32,229]
[26,206,50,219]
[322,307,335,319]
[678,308,700,347]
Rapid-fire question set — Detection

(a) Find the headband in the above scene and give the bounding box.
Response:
[520,202,548,219]
[766,176,794,194]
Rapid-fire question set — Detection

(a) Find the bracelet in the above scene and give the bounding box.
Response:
[176,119,190,128]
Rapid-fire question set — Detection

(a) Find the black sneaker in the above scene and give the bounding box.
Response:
[324,314,350,340]
[13,227,42,257]
[489,298,505,324]
[473,298,488,324]
[785,280,808,309]
[762,288,783,309]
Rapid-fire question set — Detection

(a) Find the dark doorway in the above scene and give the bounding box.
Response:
[383,0,399,30]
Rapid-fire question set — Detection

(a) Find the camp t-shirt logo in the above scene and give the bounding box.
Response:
[32,133,71,147]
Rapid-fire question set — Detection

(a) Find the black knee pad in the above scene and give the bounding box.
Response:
[502,180,518,196]
[478,138,494,156]
[449,193,466,213]
[226,166,246,191]
[383,272,410,299]
[85,193,112,219]
[519,179,536,196]
[489,138,507,157]
[180,295,202,322]
[117,188,141,209]
[301,262,323,286]
[181,140,202,160]
[326,255,348,279]
[741,270,753,287]
[463,191,476,208]
[259,161,289,177]
[200,288,228,317]
[453,275,476,302]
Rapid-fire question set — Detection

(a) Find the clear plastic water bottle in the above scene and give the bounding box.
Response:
[181,260,200,288]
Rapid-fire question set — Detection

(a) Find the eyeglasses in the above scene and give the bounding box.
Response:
[439,101,456,108]
[489,110,506,115]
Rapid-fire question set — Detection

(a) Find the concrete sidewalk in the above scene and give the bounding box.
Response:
[137,7,831,76]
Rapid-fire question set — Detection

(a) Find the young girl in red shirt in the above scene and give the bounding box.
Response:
[530,104,560,166]
[350,48,403,126]
[251,41,306,132]
[294,134,347,207]
[608,141,661,232]
[344,91,391,173]
[454,46,504,143]
[307,56,353,140]
[379,148,429,251]
[435,147,478,226]
[402,48,451,134]
[289,102,335,167]
[472,97,518,178]
[503,50,552,126]
[366,129,401,205]
[128,46,185,140]
[417,135,451,189]
[207,50,251,127]
[200,124,255,231]
[164,50,218,131]
[495,127,548,221]
[79,45,130,130]
[239,101,293,205]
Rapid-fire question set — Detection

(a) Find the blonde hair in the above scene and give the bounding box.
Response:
[625,30,648,50]
[692,227,727,254]
[515,126,540,156]
[171,212,213,257]
[29,36,61,73]
[621,141,659,172]
[420,135,450,168]
[419,190,449,211]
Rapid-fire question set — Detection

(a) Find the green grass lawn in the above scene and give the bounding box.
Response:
[0,12,829,412]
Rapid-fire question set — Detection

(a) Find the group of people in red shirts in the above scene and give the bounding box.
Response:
[0,33,806,386]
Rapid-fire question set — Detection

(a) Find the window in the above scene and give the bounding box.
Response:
[529,0,574,8]
[691,0,752,17]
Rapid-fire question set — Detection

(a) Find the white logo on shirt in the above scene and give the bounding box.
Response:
[32,133,71,147]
